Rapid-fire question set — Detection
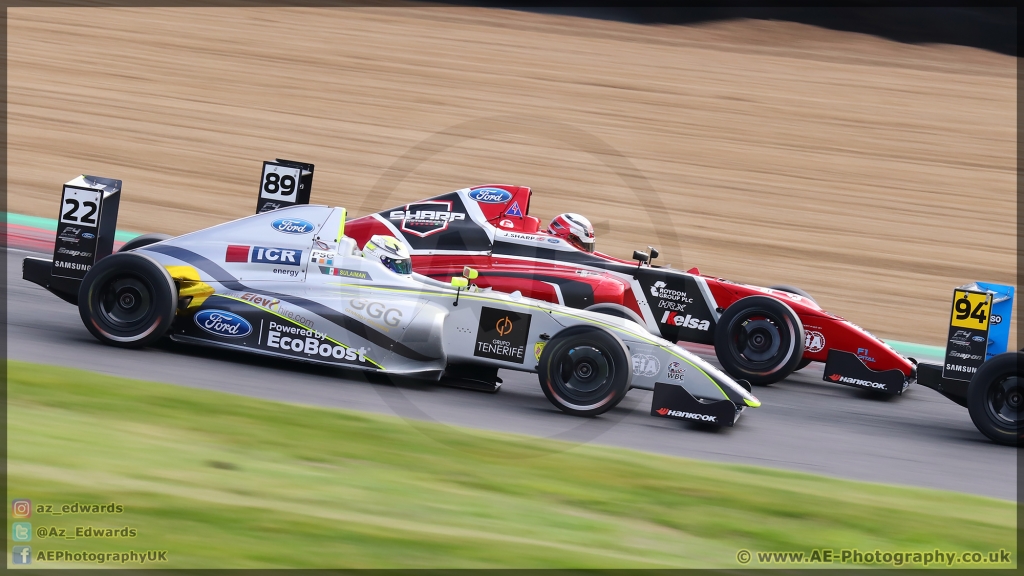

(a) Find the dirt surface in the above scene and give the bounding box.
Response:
[7,7,1016,346]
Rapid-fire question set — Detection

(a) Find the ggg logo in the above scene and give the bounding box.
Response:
[469,187,512,204]
[271,218,315,235]
[194,309,252,338]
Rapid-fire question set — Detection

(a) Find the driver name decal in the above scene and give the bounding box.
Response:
[474,307,531,364]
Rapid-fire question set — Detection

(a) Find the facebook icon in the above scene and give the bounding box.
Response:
[13,546,32,565]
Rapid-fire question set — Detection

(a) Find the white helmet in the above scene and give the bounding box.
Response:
[362,235,412,275]
[548,213,596,253]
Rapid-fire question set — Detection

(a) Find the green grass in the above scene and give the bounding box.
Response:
[7,361,1016,568]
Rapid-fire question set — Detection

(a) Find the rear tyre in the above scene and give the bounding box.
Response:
[584,303,656,334]
[78,252,177,348]
[714,295,805,385]
[769,284,816,304]
[538,326,631,417]
[967,352,1022,446]
[117,233,172,253]
[793,358,813,371]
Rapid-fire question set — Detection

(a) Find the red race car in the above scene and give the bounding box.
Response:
[250,160,915,393]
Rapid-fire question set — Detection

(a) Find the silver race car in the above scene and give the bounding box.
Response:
[23,173,761,424]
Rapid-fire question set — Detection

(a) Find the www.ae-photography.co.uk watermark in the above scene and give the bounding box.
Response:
[736,547,1014,567]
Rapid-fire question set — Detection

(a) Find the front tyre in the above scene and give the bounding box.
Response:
[714,295,805,385]
[967,352,1022,446]
[78,252,178,348]
[538,326,631,417]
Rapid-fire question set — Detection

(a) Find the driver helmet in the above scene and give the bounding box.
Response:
[548,213,596,253]
[362,235,412,275]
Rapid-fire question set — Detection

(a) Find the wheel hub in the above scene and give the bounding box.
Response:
[736,318,781,363]
[987,375,1022,425]
[100,276,152,327]
[556,345,611,398]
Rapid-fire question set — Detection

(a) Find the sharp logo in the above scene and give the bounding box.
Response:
[390,200,466,237]
[827,373,888,390]
[661,311,710,331]
[655,407,718,423]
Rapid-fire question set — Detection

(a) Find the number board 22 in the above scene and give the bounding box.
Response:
[260,163,302,202]
[949,289,992,330]
[60,188,102,226]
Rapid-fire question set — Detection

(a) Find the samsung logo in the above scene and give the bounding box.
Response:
[271,218,315,235]
[469,188,512,204]
[194,309,252,338]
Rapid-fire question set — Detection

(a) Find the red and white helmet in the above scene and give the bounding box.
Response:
[548,213,595,253]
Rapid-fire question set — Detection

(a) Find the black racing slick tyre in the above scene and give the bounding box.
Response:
[538,326,632,417]
[78,252,177,348]
[117,233,172,253]
[714,295,805,386]
[768,284,816,304]
[967,352,1022,446]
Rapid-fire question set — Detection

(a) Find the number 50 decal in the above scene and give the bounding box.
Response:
[60,188,102,226]
[949,289,992,330]
[260,164,302,201]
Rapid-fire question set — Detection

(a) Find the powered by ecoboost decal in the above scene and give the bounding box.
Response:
[942,289,992,381]
[264,321,368,364]
[474,307,532,364]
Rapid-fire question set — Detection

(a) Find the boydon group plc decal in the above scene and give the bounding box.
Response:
[390,200,466,238]
[474,307,532,364]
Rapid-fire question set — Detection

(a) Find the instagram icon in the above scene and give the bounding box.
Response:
[12,499,31,518]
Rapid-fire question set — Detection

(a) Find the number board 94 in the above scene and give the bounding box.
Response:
[949,289,992,330]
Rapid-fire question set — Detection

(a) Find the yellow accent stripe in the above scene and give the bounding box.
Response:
[336,207,347,242]
[324,283,744,403]
[211,293,384,370]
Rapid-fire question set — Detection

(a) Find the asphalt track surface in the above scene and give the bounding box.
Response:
[6,248,1016,500]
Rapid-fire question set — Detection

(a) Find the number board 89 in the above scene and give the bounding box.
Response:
[260,164,302,201]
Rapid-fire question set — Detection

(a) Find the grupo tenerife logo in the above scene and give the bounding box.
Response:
[271,217,315,235]
[194,309,252,338]
[468,187,512,204]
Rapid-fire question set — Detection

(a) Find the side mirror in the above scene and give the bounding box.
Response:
[451,277,469,289]
[648,247,659,260]
[462,266,479,280]
[632,250,649,264]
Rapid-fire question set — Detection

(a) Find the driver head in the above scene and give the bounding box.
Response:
[548,213,595,253]
[363,235,412,275]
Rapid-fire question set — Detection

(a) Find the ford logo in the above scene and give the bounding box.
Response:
[972,335,985,342]
[194,309,252,338]
[271,218,315,235]
[81,232,95,239]
[469,188,512,204]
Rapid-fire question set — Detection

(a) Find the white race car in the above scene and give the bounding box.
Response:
[23,173,760,425]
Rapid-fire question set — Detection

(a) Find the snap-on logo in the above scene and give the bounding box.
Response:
[655,407,717,423]
[194,309,252,338]
[271,218,315,234]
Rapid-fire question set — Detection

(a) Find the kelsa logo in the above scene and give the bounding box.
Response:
[271,218,315,234]
[469,188,512,203]
[194,309,252,338]
[661,311,710,331]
